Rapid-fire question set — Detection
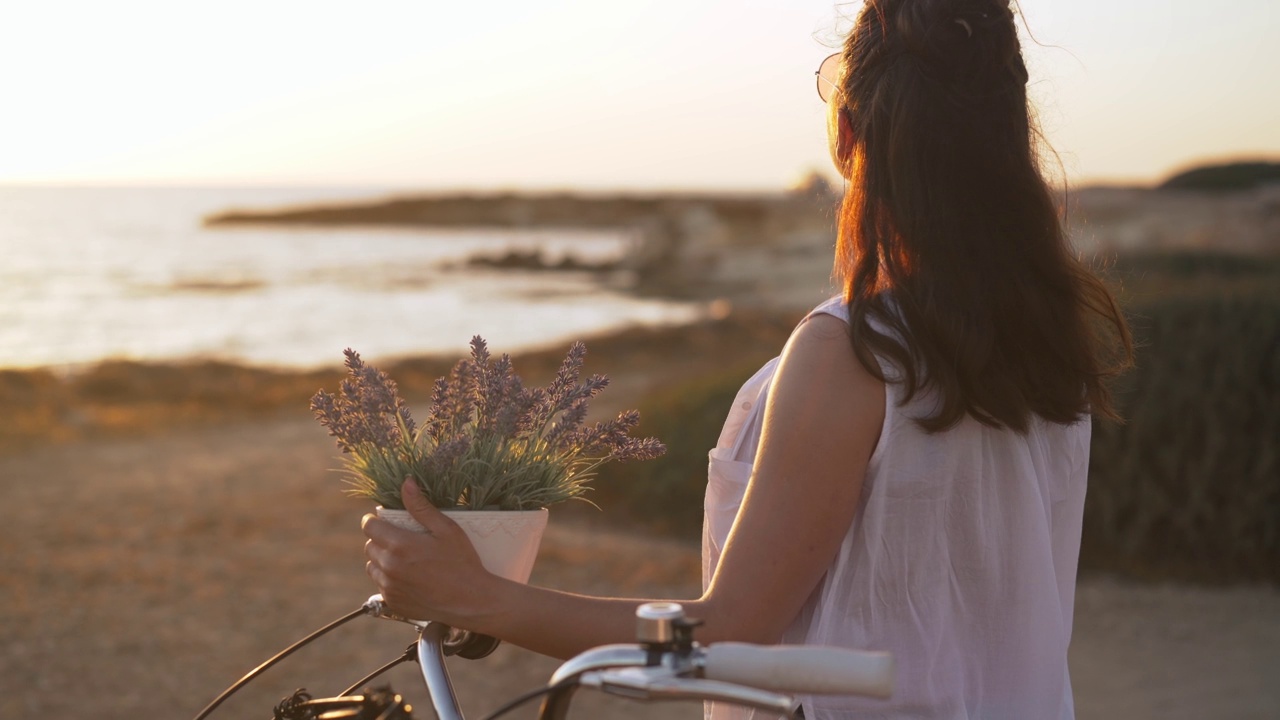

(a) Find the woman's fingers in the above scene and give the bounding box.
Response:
[364,537,385,564]
[365,560,385,584]
[401,480,459,537]
[360,513,393,541]
[365,525,428,576]
[364,542,392,589]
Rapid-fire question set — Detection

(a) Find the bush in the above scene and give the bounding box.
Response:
[590,359,769,539]
[1157,161,1280,192]
[1083,266,1280,583]
[607,253,1280,584]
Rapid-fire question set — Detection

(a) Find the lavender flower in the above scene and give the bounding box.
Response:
[311,337,665,510]
[544,395,590,450]
[535,341,589,421]
[422,359,477,441]
[311,348,412,452]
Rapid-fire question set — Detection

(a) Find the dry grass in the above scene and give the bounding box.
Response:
[0,309,799,456]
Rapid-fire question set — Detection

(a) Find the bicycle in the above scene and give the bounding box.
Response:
[193,596,894,720]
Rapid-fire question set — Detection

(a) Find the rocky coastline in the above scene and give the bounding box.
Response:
[206,179,845,310]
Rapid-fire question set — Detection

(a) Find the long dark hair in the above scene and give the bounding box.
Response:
[832,0,1132,432]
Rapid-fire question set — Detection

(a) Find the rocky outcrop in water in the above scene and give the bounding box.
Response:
[206,177,843,310]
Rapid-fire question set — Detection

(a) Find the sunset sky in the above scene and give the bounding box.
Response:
[2,0,1276,189]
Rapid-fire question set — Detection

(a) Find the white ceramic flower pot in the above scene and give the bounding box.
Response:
[375,507,548,584]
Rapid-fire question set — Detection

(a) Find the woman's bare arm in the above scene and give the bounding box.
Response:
[363,313,884,658]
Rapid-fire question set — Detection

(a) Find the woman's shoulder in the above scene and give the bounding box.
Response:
[804,295,850,325]
[787,296,854,361]
[770,303,886,457]
[782,300,874,388]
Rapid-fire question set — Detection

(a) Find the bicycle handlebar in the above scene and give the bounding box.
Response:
[199,598,895,720]
[533,605,894,720]
[702,642,894,699]
[579,668,800,716]
[369,598,897,719]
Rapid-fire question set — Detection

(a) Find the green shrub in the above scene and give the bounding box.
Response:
[607,253,1280,584]
[1108,250,1280,280]
[1083,284,1280,583]
[591,358,769,539]
[1157,161,1280,192]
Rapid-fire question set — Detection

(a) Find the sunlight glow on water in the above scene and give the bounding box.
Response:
[0,187,702,369]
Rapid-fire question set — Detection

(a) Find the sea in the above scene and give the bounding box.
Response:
[0,186,703,371]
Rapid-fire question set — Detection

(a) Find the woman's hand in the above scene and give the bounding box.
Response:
[362,480,498,628]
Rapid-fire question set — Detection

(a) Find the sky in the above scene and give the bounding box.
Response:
[1,0,1276,190]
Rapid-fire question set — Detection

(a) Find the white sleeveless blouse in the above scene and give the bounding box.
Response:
[703,296,1088,720]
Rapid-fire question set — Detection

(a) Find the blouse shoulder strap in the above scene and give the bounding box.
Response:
[804,295,850,325]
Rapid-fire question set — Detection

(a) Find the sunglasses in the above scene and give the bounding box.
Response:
[815,53,841,103]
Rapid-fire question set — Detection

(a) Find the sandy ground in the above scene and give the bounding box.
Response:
[2,415,1278,719]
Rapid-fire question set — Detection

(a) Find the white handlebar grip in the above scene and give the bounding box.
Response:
[703,644,894,699]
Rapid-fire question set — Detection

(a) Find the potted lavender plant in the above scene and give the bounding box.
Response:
[310,337,664,583]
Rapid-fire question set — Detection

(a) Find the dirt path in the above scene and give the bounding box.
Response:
[2,417,1277,719]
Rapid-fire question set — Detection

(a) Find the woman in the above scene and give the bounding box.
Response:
[362,0,1132,717]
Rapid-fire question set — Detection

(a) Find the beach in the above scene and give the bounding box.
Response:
[3,316,1278,719]
[3,185,1278,718]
